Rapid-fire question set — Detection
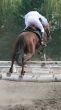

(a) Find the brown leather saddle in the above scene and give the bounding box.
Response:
[24,25,42,43]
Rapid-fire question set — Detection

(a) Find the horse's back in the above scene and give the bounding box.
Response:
[20,31,40,46]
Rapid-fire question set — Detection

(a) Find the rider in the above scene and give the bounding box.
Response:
[24,11,50,44]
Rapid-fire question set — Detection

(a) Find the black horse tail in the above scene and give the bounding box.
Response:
[15,35,24,66]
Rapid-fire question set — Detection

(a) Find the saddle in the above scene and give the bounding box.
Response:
[24,25,50,46]
[24,25,42,43]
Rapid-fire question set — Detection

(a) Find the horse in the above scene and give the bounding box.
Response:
[8,25,50,76]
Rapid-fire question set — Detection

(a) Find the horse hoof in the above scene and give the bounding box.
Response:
[41,63,45,67]
[21,70,25,76]
[19,75,23,78]
[7,72,11,77]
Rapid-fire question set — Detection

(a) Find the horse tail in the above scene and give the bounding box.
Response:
[15,35,24,66]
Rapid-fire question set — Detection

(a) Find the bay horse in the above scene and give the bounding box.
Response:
[8,25,49,76]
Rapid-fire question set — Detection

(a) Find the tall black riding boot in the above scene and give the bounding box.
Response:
[41,32,45,45]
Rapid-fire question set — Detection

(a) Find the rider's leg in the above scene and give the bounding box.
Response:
[25,17,45,43]
[32,19,45,43]
[43,24,50,37]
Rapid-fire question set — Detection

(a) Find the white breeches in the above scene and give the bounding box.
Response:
[25,17,44,33]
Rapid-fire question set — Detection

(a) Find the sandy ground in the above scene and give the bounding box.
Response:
[0,61,61,110]
[0,80,61,110]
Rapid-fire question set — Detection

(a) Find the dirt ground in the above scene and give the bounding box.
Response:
[0,80,61,110]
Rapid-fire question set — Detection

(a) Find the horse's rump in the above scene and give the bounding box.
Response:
[14,30,40,65]
[24,25,42,43]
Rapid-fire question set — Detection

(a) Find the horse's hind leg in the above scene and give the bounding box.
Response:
[21,57,25,76]
[24,42,35,62]
[9,55,15,73]
[24,53,33,62]
[7,54,15,75]
[8,37,19,74]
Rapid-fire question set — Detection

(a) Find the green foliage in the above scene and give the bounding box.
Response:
[20,0,44,13]
[42,0,61,31]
